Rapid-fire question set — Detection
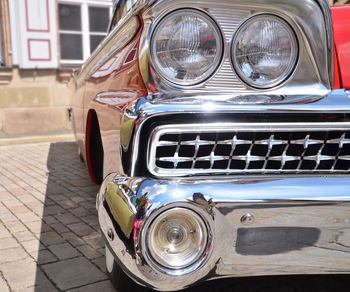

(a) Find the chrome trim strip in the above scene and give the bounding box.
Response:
[147,122,350,177]
[315,0,333,88]
[97,173,350,291]
[141,90,350,113]
[150,122,350,132]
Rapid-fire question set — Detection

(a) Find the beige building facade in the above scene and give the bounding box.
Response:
[0,0,112,138]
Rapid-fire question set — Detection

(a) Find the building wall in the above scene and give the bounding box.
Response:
[0,0,72,137]
[0,68,72,137]
[0,0,112,138]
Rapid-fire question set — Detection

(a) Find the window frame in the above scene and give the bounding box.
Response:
[0,19,3,66]
[58,0,113,65]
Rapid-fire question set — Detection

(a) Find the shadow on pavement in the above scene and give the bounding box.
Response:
[35,142,350,292]
[34,142,115,291]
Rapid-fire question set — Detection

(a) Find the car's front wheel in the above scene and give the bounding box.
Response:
[105,244,151,292]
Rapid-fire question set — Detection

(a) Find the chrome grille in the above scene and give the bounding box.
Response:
[204,8,250,91]
[147,123,350,177]
[209,8,251,42]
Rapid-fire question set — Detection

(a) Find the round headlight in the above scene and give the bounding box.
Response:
[151,9,223,86]
[232,15,298,88]
[147,208,208,270]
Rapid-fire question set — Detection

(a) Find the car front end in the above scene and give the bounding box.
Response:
[96,0,350,290]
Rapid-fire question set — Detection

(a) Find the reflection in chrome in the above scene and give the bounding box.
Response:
[76,16,140,87]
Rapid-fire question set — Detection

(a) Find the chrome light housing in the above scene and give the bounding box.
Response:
[232,15,298,89]
[146,208,208,270]
[151,9,223,86]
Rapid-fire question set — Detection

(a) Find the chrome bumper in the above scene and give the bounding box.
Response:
[97,174,350,291]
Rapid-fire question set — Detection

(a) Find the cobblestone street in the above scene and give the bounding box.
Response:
[0,142,349,292]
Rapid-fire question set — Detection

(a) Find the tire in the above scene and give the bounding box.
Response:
[105,245,151,292]
[90,118,104,184]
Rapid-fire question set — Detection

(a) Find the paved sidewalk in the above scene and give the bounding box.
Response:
[0,142,115,292]
[0,142,349,292]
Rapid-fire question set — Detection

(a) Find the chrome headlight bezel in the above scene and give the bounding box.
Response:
[150,8,224,87]
[142,206,212,275]
[231,14,299,89]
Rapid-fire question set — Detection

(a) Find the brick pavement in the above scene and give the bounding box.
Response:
[0,142,349,292]
[0,142,115,292]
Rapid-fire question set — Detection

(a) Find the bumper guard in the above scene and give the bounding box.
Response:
[97,174,350,291]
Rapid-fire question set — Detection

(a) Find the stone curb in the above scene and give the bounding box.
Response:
[0,133,75,146]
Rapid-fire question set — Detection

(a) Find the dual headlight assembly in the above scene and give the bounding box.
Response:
[151,9,298,89]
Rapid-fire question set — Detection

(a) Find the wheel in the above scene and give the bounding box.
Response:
[105,244,151,292]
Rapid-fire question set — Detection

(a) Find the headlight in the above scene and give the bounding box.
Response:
[147,208,208,270]
[232,15,298,89]
[151,9,223,86]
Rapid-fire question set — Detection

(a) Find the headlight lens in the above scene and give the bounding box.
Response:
[147,208,208,270]
[151,9,223,86]
[232,15,298,88]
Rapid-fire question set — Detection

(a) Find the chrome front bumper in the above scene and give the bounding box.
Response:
[97,174,350,291]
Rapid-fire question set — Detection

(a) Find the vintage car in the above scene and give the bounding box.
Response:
[72,0,350,291]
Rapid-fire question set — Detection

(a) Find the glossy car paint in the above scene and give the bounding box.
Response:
[72,17,147,182]
[332,5,350,89]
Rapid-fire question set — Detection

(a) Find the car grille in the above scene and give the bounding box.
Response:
[147,123,350,176]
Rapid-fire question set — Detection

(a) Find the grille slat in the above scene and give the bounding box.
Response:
[149,123,350,176]
[203,8,251,91]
